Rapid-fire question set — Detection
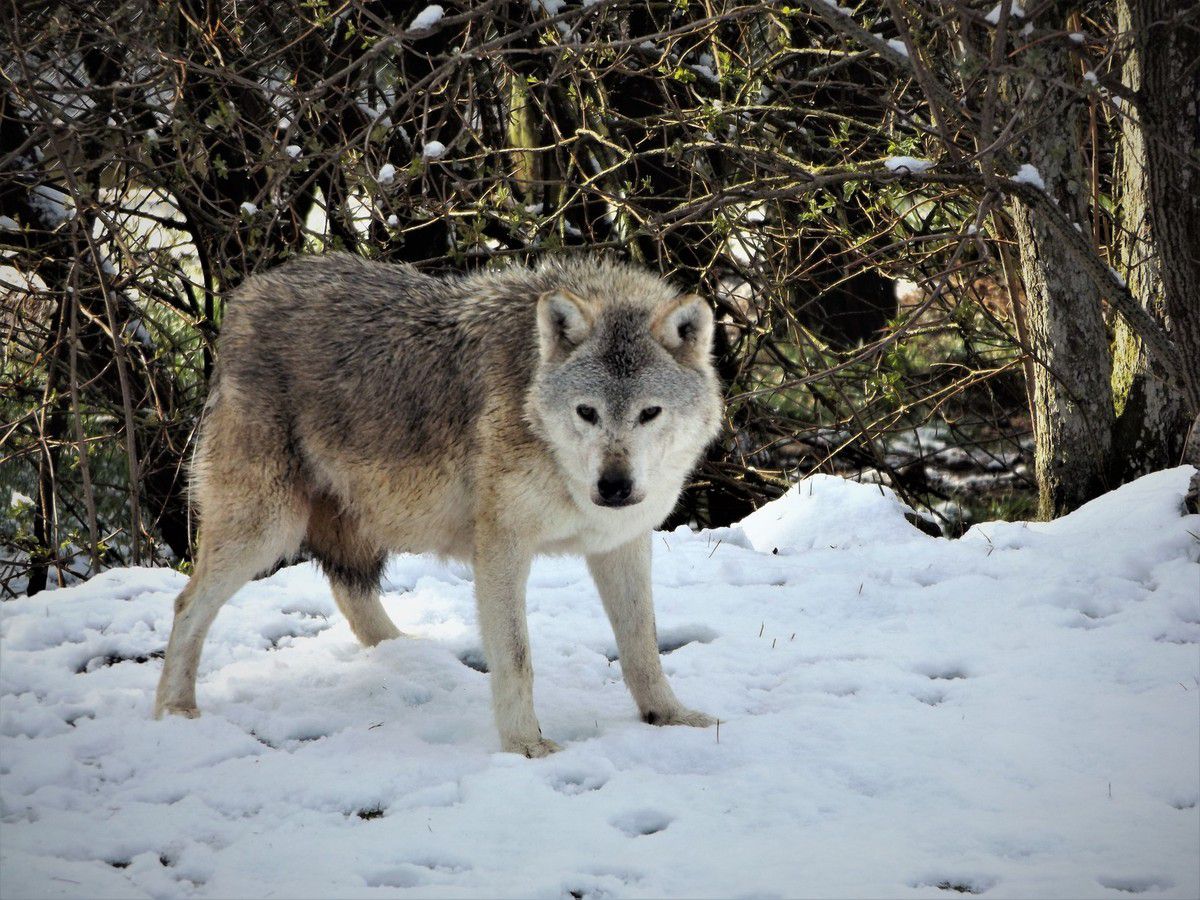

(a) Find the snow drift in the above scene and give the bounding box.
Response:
[1,469,1197,898]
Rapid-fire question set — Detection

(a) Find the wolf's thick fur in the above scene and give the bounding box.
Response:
[155,253,723,756]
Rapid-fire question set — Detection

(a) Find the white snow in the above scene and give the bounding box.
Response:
[30,184,76,225]
[386,214,400,227]
[872,33,909,58]
[237,201,257,216]
[2,469,1198,898]
[377,164,396,185]
[816,0,855,16]
[407,5,444,31]
[357,101,393,128]
[1083,70,1098,85]
[884,155,934,174]
[985,2,1025,24]
[422,141,447,160]
[0,265,47,300]
[1012,163,1045,189]
[0,214,19,231]
[1068,31,1085,44]
[285,144,302,160]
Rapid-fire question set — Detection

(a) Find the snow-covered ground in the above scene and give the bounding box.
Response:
[2,470,1197,899]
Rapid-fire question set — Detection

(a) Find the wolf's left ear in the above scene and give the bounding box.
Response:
[652,294,713,365]
[537,289,594,362]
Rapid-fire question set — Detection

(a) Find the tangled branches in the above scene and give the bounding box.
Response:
[4,0,1194,593]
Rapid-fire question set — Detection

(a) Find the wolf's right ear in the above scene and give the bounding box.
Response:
[537,289,594,362]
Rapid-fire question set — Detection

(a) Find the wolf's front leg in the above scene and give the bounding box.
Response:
[473,530,560,757]
[587,532,715,728]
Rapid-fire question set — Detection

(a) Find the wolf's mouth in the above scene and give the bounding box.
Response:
[592,495,643,509]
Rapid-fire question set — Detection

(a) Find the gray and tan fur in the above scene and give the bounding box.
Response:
[155,253,723,757]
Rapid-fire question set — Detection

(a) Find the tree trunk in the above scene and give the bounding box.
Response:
[1111,0,1195,475]
[1008,3,1115,518]
[1122,1,1200,447]
[28,299,69,595]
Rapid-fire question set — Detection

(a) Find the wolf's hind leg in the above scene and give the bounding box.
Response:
[156,505,306,718]
[305,495,401,647]
[329,576,401,646]
[156,405,308,719]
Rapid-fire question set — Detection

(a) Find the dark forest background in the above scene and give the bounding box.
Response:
[3,0,1198,595]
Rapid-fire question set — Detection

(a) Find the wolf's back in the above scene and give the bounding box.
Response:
[205,254,512,472]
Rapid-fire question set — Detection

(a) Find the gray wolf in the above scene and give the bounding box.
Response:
[155,253,723,757]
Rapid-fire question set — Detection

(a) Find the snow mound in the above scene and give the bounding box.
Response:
[1012,163,1045,189]
[884,155,933,174]
[2,469,1197,898]
[985,1,1026,24]
[738,474,926,553]
[407,5,444,31]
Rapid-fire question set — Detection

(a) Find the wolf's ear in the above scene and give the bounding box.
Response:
[652,294,713,365]
[537,289,594,362]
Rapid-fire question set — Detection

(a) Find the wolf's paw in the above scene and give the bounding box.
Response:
[155,702,200,720]
[504,736,563,758]
[644,706,716,728]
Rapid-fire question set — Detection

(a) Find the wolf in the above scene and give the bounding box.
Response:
[155,252,723,757]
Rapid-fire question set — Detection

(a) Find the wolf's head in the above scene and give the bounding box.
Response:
[527,263,723,512]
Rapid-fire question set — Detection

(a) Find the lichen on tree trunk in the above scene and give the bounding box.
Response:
[1110,0,1195,478]
[1007,3,1115,519]
[1013,199,1116,519]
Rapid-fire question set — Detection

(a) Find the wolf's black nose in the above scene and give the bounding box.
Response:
[597,472,633,505]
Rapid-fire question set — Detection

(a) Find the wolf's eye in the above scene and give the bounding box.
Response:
[576,404,599,425]
[639,406,662,424]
